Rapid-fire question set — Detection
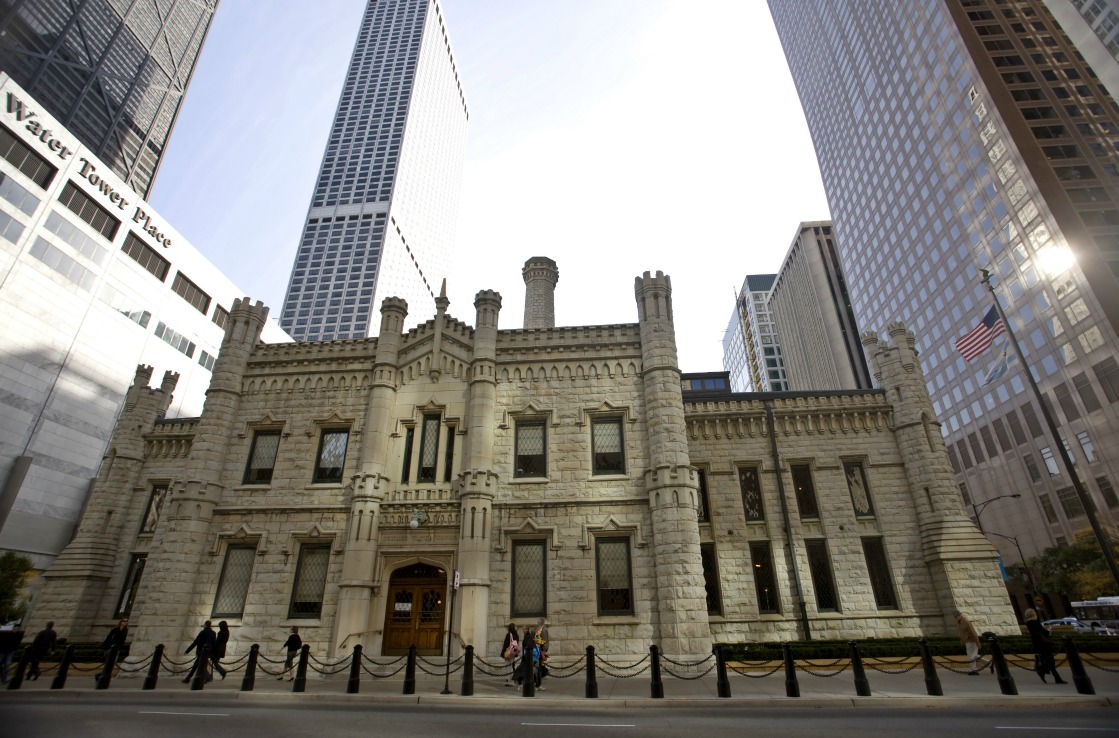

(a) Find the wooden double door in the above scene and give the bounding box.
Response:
[382,563,447,656]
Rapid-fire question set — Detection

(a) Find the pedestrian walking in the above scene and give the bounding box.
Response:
[278,626,301,681]
[96,618,128,682]
[0,623,23,683]
[501,622,520,686]
[953,609,985,675]
[532,618,549,690]
[26,621,57,681]
[183,620,217,683]
[211,620,229,680]
[1025,608,1067,684]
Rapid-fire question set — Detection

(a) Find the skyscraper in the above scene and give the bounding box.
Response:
[0,0,218,198]
[768,222,872,391]
[279,0,469,342]
[769,0,1119,566]
[722,274,788,392]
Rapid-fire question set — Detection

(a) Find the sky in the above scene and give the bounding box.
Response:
[149,0,830,373]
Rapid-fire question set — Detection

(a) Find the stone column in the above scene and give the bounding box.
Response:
[522,257,558,329]
[334,297,407,652]
[634,271,711,657]
[131,299,269,653]
[32,366,177,640]
[456,290,502,650]
[861,324,1017,634]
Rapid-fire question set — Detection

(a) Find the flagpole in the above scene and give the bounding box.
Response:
[980,269,1119,589]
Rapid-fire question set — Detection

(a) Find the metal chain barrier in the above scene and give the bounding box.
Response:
[1080,654,1119,673]
[596,653,649,670]
[662,662,715,680]
[594,659,651,679]
[863,655,923,676]
[728,661,784,678]
[415,653,464,677]
[307,653,353,677]
[472,656,515,677]
[934,655,989,676]
[795,660,851,678]
[538,657,586,680]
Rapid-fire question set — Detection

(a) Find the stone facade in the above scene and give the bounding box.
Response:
[30,262,1018,664]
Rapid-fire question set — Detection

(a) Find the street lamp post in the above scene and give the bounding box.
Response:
[985,530,1036,589]
[970,493,1022,533]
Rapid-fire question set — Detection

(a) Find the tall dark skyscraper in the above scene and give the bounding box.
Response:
[279,0,469,342]
[0,0,217,198]
[769,0,1119,564]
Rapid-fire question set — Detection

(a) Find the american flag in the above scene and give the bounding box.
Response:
[955,306,1006,362]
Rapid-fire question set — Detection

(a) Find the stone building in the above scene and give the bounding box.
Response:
[31,259,1017,663]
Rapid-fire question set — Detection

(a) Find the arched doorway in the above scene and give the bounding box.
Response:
[382,562,447,656]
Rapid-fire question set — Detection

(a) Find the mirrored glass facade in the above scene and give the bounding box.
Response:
[768,0,1119,559]
[0,0,217,198]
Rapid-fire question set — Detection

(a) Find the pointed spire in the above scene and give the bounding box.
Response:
[435,278,450,313]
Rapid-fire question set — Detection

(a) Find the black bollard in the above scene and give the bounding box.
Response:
[986,635,1017,696]
[714,644,731,698]
[143,645,164,691]
[7,648,30,689]
[293,644,310,693]
[403,644,417,695]
[585,645,598,699]
[783,643,800,698]
[51,644,75,690]
[650,645,664,699]
[241,644,259,692]
[95,644,118,690]
[520,631,534,697]
[461,645,474,696]
[190,646,209,691]
[1062,636,1095,695]
[849,641,871,697]
[917,639,942,696]
[347,644,363,694]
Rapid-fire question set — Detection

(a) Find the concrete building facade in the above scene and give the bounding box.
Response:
[723,274,788,393]
[768,221,872,392]
[769,0,1119,571]
[30,259,1016,662]
[279,0,469,342]
[0,76,288,569]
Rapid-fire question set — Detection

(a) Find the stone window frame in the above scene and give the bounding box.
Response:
[212,543,258,619]
[503,404,555,483]
[288,542,333,620]
[138,481,170,535]
[510,537,548,619]
[805,539,840,613]
[749,541,781,614]
[578,402,635,480]
[591,416,626,476]
[700,542,722,617]
[114,553,146,618]
[788,461,821,520]
[397,403,459,486]
[694,466,711,522]
[737,464,766,522]
[310,414,353,485]
[593,535,634,617]
[841,458,876,519]
[861,537,899,611]
[242,424,284,485]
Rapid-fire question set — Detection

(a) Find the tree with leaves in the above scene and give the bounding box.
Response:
[0,552,33,623]
[1028,531,1119,601]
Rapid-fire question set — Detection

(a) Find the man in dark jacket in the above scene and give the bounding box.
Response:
[183,621,217,683]
[210,621,229,679]
[96,618,128,683]
[27,621,56,680]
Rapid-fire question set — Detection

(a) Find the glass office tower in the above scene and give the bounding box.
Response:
[768,0,1119,563]
[279,0,469,341]
[0,0,217,198]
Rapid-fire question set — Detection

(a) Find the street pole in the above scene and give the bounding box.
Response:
[971,493,1021,534]
[986,530,1036,589]
[981,270,1119,589]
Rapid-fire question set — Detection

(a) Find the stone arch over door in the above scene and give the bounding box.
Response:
[382,562,448,656]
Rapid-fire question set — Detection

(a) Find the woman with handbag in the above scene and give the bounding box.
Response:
[501,622,520,686]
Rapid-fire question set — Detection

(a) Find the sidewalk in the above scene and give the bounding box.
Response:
[4,657,1117,709]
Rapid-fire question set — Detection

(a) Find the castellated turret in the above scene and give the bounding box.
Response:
[861,324,1016,631]
[522,256,558,329]
[32,366,179,641]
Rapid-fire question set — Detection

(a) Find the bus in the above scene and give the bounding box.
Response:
[1070,596,1119,631]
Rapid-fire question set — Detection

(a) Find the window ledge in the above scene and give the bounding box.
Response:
[589,474,629,482]
[592,616,639,625]
[508,477,549,485]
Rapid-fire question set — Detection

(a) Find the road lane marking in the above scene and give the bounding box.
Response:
[138,711,230,717]
[522,723,634,728]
